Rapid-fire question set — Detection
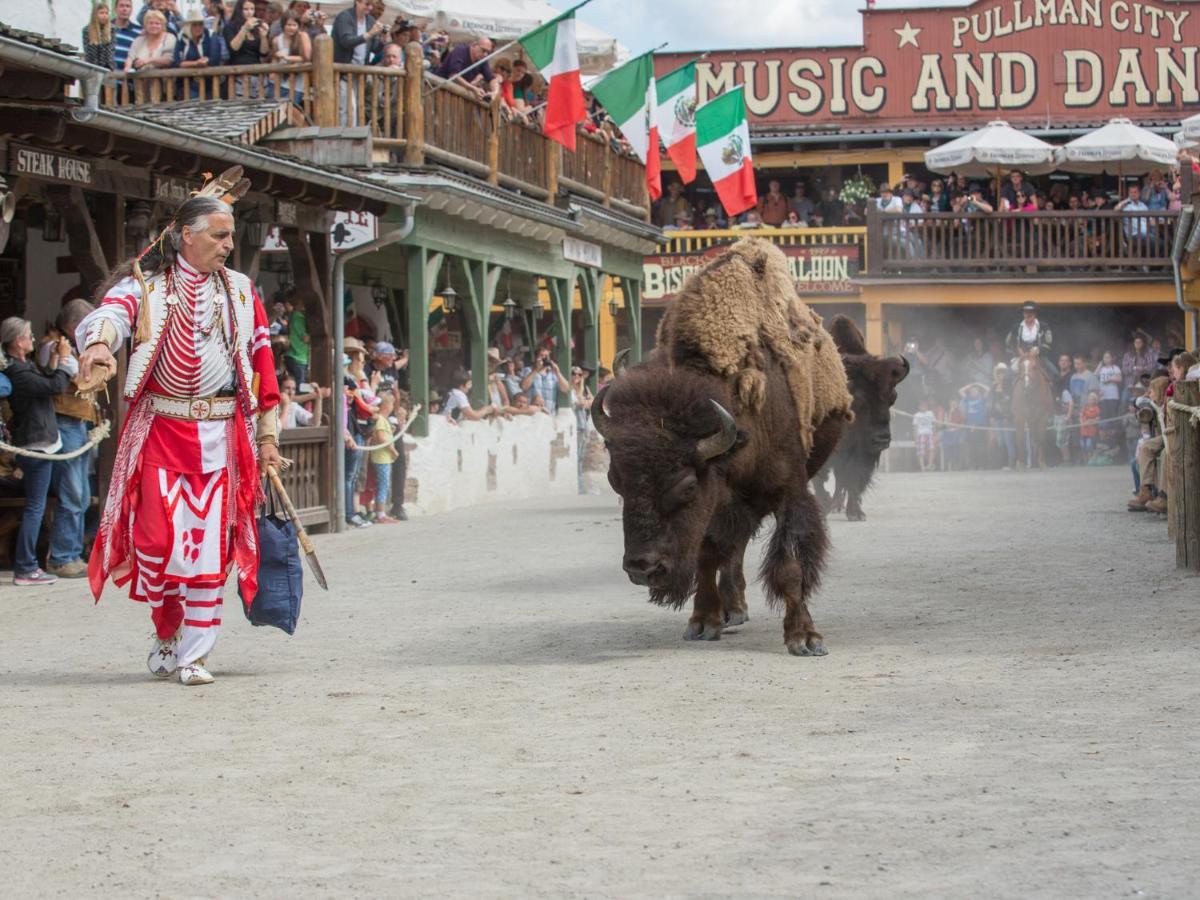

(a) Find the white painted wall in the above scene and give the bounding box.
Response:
[8,2,91,49]
[405,410,581,515]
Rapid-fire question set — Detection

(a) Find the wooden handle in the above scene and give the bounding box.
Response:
[265,464,315,554]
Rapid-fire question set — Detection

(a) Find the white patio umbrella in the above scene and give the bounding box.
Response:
[309,0,624,74]
[924,119,1058,178]
[1054,117,1179,176]
[1175,113,1200,150]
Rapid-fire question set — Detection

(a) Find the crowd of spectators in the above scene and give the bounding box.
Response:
[897,323,1200,483]
[652,164,1189,235]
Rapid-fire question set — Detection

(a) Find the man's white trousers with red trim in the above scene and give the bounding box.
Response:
[129,466,231,666]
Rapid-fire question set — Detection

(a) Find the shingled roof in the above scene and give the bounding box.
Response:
[0,20,78,55]
[119,99,300,145]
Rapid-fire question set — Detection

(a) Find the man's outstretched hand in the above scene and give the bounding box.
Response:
[77,343,117,390]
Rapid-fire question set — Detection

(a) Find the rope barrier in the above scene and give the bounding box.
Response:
[0,420,112,460]
[349,405,422,452]
[891,408,1133,435]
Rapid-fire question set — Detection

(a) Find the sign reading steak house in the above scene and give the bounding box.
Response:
[655,0,1199,130]
[644,244,861,302]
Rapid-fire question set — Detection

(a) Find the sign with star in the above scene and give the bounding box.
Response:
[655,0,1199,131]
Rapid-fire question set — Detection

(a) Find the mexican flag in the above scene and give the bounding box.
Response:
[590,52,660,198]
[521,10,586,151]
[696,87,756,217]
[655,61,697,184]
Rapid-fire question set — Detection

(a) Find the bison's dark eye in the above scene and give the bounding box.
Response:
[662,471,698,513]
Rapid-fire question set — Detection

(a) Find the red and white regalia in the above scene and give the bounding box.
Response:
[77,255,279,666]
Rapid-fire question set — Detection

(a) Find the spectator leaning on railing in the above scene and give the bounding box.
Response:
[82,2,115,69]
[1,317,73,587]
[173,8,220,98]
[435,36,502,102]
[1115,185,1150,239]
[125,10,176,72]
[111,0,142,71]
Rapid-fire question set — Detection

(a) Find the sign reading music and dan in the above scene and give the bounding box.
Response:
[655,0,1199,130]
[643,244,861,302]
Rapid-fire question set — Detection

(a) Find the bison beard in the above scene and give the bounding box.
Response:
[595,239,854,656]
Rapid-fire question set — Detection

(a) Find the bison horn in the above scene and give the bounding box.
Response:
[591,384,613,438]
[897,356,911,383]
[696,400,738,461]
[612,347,632,376]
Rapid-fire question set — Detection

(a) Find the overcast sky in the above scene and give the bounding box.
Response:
[561,0,965,57]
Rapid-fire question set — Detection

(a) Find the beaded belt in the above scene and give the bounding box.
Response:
[148,392,238,421]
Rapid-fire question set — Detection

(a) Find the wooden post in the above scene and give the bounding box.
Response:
[865,204,883,277]
[312,34,336,128]
[546,139,559,204]
[1171,381,1200,572]
[602,143,612,207]
[486,93,501,185]
[864,298,884,356]
[618,276,643,362]
[403,42,425,165]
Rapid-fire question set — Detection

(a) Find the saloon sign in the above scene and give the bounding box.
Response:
[644,244,861,302]
[655,0,1199,129]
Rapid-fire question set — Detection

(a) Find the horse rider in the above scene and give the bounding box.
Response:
[1006,300,1056,379]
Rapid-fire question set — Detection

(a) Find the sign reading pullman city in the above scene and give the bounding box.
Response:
[654,0,1199,129]
[644,244,861,302]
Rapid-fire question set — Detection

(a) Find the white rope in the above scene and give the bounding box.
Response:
[349,405,421,452]
[0,420,112,460]
[892,408,1132,434]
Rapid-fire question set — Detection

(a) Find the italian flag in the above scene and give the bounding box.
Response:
[655,61,697,184]
[696,87,756,218]
[590,52,661,200]
[521,10,586,152]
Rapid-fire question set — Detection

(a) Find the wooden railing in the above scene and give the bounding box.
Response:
[99,37,648,217]
[865,207,1178,277]
[662,226,870,270]
[103,62,313,122]
[278,425,332,530]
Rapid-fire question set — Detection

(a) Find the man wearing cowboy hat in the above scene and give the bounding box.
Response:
[1006,300,1055,378]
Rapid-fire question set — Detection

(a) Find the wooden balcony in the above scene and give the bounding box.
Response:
[98,37,649,217]
[655,213,1177,289]
[864,207,1179,279]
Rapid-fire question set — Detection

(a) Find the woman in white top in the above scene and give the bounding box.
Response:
[125,10,177,71]
[271,11,311,101]
[1094,351,1123,422]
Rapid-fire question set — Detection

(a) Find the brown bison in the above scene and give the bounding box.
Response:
[812,316,909,521]
[592,239,853,656]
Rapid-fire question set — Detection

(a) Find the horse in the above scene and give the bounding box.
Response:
[1011,350,1054,469]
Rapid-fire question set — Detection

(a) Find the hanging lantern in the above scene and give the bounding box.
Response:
[371,281,388,307]
[440,273,458,314]
[502,295,518,319]
[531,298,545,320]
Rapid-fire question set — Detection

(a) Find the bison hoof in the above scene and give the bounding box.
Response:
[846,510,866,522]
[787,638,828,657]
[683,620,722,641]
[723,610,750,628]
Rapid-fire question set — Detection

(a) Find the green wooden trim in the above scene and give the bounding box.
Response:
[619,277,643,362]
[404,246,443,437]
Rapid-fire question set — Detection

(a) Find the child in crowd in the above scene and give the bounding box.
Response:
[1079,390,1101,460]
[912,400,936,472]
[368,392,401,524]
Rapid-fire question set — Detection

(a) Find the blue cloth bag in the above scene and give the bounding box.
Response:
[240,480,303,634]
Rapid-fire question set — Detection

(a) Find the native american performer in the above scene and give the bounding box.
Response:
[76,177,281,686]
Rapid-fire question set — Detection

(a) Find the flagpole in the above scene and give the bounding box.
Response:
[522,41,669,118]
[423,0,597,97]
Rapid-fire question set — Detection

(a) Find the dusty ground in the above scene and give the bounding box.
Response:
[1,466,1197,898]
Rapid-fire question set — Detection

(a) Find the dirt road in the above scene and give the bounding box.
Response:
[1,467,1196,898]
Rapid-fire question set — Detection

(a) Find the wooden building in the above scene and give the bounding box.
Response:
[650,0,1199,355]
[0,26,657,524]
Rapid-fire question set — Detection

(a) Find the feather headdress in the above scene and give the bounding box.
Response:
[131,166,250,343]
